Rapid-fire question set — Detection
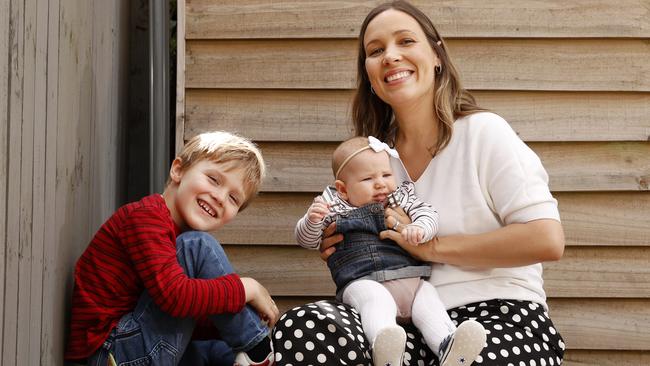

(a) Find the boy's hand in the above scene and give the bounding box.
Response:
[402,225,424,246]
[307,196,329,223]
[240,277,280,328]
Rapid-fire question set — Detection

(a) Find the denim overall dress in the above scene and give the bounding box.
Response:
[327,202,432,298]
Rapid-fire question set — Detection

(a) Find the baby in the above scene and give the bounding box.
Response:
[295,136,486,366]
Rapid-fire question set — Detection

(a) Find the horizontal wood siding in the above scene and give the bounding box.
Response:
[186,0,650,39]
[186,90,650,142]
[180,0,650,362]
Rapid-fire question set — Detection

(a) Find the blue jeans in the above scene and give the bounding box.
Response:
[87,231,268,366]
[328,202,431,295]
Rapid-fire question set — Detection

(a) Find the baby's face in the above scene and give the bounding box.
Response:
[338,149,397,207]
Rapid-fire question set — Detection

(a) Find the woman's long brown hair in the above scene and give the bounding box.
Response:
[352,0,485,155]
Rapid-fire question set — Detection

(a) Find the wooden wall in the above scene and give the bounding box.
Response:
[0,0,129,364]
[178,1,650,365]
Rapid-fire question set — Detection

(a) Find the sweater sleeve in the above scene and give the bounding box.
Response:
[475,113,560,224]
[119,208,246,317]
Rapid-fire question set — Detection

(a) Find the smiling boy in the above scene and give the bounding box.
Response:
[65,131,278,366]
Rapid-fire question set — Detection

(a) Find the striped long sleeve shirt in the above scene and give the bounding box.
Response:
[64,194,245,361]
[295,181,439,249]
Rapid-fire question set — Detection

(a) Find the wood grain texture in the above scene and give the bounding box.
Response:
[185,89,650,142]
[40,0,61,363]
[185,0,650,39]
[551,298,650,350]
[270,297,650,350]
[223,245,650,299]
[543,247,650,298]
[28,0,49,363]
[185,39,650,91]
[40,0,62,363]
[3,0,25,363]
[564,350,650,366]
[0,0,11,360]
[251,142,650,192]
[217,192,650,247]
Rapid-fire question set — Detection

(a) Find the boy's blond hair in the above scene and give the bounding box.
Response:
[172,131,266,209]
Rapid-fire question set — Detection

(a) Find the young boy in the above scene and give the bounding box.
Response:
[65,131,278,366]
[295,136,486,366]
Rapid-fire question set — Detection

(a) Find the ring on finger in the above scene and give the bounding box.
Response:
[393,221,400,230]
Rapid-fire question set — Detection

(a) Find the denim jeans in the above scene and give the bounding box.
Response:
[87,231,268,366]
[328,202,431,295]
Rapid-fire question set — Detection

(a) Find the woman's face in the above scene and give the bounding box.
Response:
[363,9,439,108]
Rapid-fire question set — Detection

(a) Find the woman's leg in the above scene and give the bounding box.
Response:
[449,300,565,365]
[272,300,436,366]
[273,301,370,365]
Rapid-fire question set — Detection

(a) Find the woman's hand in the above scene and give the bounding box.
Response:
[380,206,435,261]
[319,222,343,261]
[384,205,411,228]
[380,205,433,257]
[381,205,411,243]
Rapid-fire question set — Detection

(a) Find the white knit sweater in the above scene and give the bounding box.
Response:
[389,112,560,310]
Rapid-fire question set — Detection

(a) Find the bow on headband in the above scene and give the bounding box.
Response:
[335,136,400,179]
[368,136,399,158]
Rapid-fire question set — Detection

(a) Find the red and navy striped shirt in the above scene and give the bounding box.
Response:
[64,194,245,361]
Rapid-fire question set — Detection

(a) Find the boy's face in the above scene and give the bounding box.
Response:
[336,149,397,207]
[168,159,247,232]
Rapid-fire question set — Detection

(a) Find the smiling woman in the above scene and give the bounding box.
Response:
[273,1,566,365]
[362,11,440,110]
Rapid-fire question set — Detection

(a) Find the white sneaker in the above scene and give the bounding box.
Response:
[439,320,486,366]
[234,339,275,366]
[233,351,274,366]
[372,326,406,366]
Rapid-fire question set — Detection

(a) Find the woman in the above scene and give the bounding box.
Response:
[273,1,566,365]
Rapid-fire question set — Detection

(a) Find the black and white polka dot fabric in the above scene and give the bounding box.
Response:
[273,299,564,365]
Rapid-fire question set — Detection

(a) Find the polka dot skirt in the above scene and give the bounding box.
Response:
[272,299,564,366]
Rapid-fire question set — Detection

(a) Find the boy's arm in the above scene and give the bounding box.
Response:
[121,208,246,318]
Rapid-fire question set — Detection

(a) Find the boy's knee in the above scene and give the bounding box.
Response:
[177,231,220,247]
[177,231,226,257]
[176,231,233,278]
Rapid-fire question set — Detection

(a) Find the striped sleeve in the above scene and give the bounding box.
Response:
[400,181,439,242]
[119,208,245,317]
[295,213,325,249]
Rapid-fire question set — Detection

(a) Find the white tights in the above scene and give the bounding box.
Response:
[342,279,456,356]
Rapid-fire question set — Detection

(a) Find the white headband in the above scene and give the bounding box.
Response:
[335,136,399,179]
